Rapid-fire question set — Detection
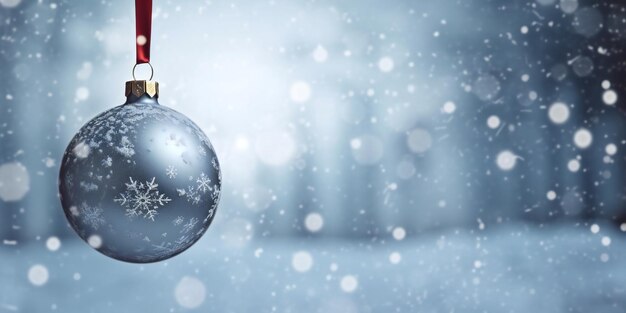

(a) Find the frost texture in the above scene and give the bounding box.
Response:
[81,203,105,230]
[114,177,172,221]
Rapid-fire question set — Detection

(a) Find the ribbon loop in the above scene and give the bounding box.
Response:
[135,0,152,64]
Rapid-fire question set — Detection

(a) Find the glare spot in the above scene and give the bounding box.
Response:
[290,81,312,103]
[568,159,580,172]
[0,162,30,202]
[601,236,611,246]
[340,275,358,293]
[496,150,517,171]
[312,45,328,63]
[304,212,324,232]
[548,102,570,124]
[28,264,49,286]
[0,0,21,8]
[602,90,618,105]
[378,57,394,72]
[292,251,314,272]
[136,35,147,46]
[442,101,456,114]
[560,0,578,14]
[590,224,600,234]
[605,143,617,156]
[573,128,593,149]
[46,236,61,252]
[392,227,406,240]
[389,252,402,264]
[254,131,296,166]
[407,128,433,154]
[175,276,206,309]
[487,115,501,129]
[75,87,90,101]
[546,190,557,201]
[88,235,102,248]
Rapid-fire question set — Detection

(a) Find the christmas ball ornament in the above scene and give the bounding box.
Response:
[59,80,221,263]
[58,0,221,263]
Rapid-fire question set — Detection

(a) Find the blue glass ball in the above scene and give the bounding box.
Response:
[59,94,221,263]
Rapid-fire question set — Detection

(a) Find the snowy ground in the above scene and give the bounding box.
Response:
[1,223,625,313]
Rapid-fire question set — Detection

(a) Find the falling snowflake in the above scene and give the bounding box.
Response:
[173,216,184,226]
[81,203,105,230]
[166,165,178,179]
[114,177,171,221]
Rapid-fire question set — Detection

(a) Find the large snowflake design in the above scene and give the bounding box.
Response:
[81,202,105,230]
[114,177,171,221]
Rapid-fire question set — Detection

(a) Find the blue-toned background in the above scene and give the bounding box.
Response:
[2,0,626,312]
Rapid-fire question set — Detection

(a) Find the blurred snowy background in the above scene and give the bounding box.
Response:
[2,0,626,312]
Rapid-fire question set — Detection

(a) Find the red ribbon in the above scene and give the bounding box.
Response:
[135,0,152,64]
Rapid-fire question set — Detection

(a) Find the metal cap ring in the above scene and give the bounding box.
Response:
[132,62,154,81]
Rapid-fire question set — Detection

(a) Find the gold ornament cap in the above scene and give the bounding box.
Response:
[125,80,159,98]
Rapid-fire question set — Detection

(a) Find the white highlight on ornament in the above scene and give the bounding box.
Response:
[378,57,394,72]
[573,128,592,149]
[46,236,61,251]
[136,35,147,46]
[496,150,517,171]
[304,212,324,232]
[340,275,358,293]
[407,128,433,154]
[392,227,406,240]
[605,143,617,156]
[254,131,295,166]
[546,190,557,201]
[87,234,102,248]
[389,252,402,264]
[350,135,383,165]
[0,162,30,202]
[0,0,21,8]
[442,101,456,114]
[292,251,314,273]
[548,102,570,124]
[568,159,580,172]
[487,115,501,129]
[602,90,618,105]
[290,81,312,103]
[312,45,328,63]
[175,276,206,309]
[28,264,49,286]
[73,141,90,159]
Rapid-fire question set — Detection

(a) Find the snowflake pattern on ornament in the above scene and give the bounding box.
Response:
[81,202,105,230]
[114,177,171,221]
[166,165,178,179]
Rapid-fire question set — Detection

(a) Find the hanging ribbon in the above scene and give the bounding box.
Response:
[135,0,152,64]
